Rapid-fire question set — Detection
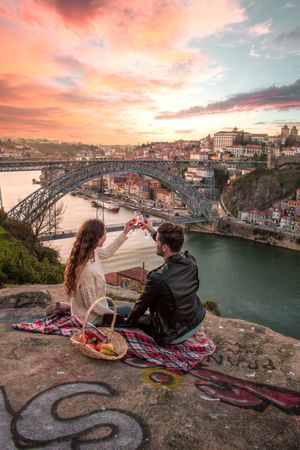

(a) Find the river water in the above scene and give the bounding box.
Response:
[1,171,300,339]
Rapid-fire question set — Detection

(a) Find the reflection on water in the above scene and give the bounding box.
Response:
[184,231,300,340]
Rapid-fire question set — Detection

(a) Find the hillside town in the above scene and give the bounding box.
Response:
[1,125,300,233]
[1,125,300,161]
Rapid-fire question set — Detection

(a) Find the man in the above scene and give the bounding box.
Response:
[126,221,206,345]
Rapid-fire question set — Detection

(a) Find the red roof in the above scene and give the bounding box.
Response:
[249,209,273,216]
[105,272,118,285]
[117,266,148,283]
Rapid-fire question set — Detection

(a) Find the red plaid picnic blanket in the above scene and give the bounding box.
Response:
[11,312,216,374]
[117,327,216,373]
[11,312,79,336]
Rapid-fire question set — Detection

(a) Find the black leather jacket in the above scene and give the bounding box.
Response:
[126,251,206,345]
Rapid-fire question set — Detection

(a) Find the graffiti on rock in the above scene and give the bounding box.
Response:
[123,356,159,369]
[1,382,149,449]
[205,342,276,371]
[192,368,300,415]
[123,358,181,388]
[141,368,182,388]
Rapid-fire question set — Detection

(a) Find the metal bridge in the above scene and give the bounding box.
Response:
[39,216,205,241]
[0,158,267,172]
[7,160,214,225]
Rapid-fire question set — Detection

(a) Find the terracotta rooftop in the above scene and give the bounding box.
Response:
[105,272,118,285]
[249,209,273,215]
[117,266,148,283]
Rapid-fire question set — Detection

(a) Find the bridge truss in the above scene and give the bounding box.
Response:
[0,158,267,172]
[8,160,213,225]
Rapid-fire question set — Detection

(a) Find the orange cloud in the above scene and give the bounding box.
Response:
[0,0,248,143]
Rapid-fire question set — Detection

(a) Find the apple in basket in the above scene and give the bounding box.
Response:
[75,333,89,344]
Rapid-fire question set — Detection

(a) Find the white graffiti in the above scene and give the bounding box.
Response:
[1,382,148,449]
[0,387,17,450]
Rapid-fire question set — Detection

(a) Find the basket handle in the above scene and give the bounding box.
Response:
[82,296,117,342]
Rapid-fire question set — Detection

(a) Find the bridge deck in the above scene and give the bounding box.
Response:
[39,216,206,241]
[0,158,267,172]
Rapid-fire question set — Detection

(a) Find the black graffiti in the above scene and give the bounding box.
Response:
[1,382,150,449]
[205,344,276,371]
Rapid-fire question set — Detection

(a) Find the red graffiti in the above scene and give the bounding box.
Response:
[192,368,300,414]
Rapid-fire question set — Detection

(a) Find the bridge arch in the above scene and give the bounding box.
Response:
[8,161,212,224]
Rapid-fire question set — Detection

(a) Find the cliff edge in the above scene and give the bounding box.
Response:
[222,167,300,216]
[1,284,299,449]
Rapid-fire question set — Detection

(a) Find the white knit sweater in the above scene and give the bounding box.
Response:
[70,232,128,323]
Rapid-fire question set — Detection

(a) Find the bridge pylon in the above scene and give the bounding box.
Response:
[204,170,215,202]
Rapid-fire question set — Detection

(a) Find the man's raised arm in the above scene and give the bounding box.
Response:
[143,218,157,241]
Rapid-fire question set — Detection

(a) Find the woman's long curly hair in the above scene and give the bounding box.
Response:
[64,219,105,297]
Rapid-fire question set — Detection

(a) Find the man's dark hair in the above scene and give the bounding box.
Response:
[157,221,184,252]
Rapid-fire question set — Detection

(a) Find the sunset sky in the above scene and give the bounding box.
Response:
[0,0,299,144]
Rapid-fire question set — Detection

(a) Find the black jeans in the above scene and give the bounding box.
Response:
[102,313,153,337]
[132,314,152,336]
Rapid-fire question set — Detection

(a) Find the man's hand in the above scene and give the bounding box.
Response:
[142,218,154,233]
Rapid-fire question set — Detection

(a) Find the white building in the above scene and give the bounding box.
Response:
[185,167,211,183]
[248,209,273,226]
[213,128,239,152]
[280,217,291,229]
[251,133,268,144]
[190,150,210,161]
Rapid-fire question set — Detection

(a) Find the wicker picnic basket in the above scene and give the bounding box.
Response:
[70,297,128,360]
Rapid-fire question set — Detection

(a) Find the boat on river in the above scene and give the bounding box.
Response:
[91,200,120,212]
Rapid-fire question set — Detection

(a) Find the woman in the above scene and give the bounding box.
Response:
[48,218,134,324]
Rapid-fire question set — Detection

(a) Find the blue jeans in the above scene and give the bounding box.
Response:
[107,299,132,317]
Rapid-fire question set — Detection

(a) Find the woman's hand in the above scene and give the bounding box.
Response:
[123,220,136,235]
[46,301,70,316]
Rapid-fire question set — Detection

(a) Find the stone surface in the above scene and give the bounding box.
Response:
[0,284,299,449]
[0,285,52,308]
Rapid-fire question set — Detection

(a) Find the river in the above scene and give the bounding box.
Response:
[1,170,300,339]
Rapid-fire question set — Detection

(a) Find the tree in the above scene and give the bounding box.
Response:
[30,202,66,248]
[234,132,252,146]
[0,209,7,225]
[252,153,267,161]
[214,168,229,196]
[202,300,220,316]
[285,135,297,147]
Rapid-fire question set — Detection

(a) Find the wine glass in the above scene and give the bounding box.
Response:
[138,214,149,238]
[130,211,138,235]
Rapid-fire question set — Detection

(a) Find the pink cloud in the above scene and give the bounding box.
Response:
[33,0,111,26]
[156,79,300,119]
[29,0,246,51]
[175,129,196,134]
[249,19,272,36]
